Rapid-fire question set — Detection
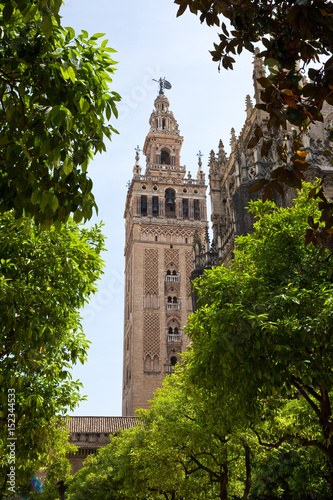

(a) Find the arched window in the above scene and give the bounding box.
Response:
[165,188,175,217]
[172,270,177,276]
[161,149,170,165]
[153,355,159,372]
[170,356,177,367]
[183,198,189,219]
[168,327,173,334]
[141,195,147,216]
[173,296,177,303]
[167,270,171,275]
[144,355,151,372]
[194,199,200,220]
[174,327,178,335]
[167,296,172,303]
[152,196,159,215]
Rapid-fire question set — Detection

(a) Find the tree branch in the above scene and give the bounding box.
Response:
[291,377,321,418]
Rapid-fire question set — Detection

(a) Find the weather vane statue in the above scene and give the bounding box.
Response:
[152,77,172,95]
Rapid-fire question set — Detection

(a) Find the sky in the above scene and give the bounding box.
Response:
[61,0,254,416]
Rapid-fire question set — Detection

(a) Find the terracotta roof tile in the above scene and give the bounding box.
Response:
[65,416,137,434]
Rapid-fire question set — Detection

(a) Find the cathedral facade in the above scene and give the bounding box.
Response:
[122,89,208,416]
[194,55,333,272]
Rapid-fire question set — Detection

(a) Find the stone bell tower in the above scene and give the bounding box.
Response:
[122,84,208,416]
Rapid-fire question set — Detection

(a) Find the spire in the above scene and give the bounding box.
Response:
[143,90,184,176]
[230,128,237,152]
[209,150,215,166]
[218,140,227,165]
[196,150,205,182]
[133,145,141,177]
[253,48,265,105]
[245,95,253,119]
[148,94,180,136]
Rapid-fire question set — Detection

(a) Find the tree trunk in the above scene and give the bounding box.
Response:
[242,443,251,500]
[319,386,333,497]
[219,463,228,500]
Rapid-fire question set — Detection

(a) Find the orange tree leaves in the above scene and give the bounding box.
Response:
[0,1,120,229]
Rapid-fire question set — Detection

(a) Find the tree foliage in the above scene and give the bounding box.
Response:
[66,369,256,500]
[65,363,331,499]
[0,0,120,228]
[187,183,333,494]
[0,213,105,497]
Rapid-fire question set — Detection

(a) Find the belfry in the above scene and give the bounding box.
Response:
[122,83,208,416]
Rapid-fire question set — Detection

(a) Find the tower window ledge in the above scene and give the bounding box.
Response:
[164,364,175,374]
[166,300,181,310]
[166,333,182,343]
[165,273,180,283]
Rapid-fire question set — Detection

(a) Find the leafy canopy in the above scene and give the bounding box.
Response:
[0,213,105,496]
[187,183,333,491]
[188,183,333,399]
[0,0,120,228]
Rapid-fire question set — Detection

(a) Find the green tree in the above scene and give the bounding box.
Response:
[187,183,333,495]
[66,368,255,500]
[136,369,255,500]
[66,426,155,500]
[0,0,120,228]
[0,213,105,497]
[250,443,331,499]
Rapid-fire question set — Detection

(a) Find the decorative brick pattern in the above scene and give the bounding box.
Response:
[144,248,158,294]
[164,248,179,269]
[185,250,193,295]
[143,313,160,357]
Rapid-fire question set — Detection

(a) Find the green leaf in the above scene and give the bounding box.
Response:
[40,14,53,39]
[3,1,14,22]
[67,66,76,84]
[49,193,59,212]
[79,97,90,113]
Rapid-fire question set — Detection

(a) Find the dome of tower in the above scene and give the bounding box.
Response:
[154,94,170,112]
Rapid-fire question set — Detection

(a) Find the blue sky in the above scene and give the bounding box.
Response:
[61,0,254,416]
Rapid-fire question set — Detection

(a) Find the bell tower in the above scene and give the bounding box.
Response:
[122,84,208,416]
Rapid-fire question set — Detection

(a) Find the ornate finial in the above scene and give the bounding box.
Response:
[152,77,172,95]
[197,150,203,167]
[218,140,227,165]
[230,128,237,153]
[135,145,141,159]
[209,150,215,165]
[133,145,142,176]
[246,95,253,110]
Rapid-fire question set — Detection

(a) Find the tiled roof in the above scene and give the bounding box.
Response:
[65,416,138,434]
